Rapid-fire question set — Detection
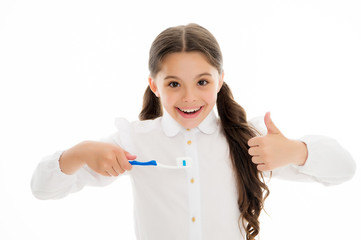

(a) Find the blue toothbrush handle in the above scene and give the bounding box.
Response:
[129,160,157,166]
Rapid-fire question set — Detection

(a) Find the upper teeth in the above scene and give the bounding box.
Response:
[179,107,201,113]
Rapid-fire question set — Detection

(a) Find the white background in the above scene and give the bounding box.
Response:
[0,0,360,239]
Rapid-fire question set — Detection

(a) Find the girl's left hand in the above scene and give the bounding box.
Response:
[247,112,308,172]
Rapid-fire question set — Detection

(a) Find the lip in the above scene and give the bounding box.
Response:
[176,106,203,119]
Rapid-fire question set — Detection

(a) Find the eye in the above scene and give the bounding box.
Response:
[168,81,180,88]
[198,80,208,86]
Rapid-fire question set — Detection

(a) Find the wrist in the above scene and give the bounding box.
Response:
[292,140,308,166]
[59,145,86,175]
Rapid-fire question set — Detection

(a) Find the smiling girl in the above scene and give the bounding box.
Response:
[148,51,223,129]
[31,23,355,240]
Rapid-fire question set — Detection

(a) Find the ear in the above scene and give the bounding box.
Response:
[148,76,160,97]
[217,71,224,93]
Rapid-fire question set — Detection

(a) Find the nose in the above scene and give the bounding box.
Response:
[182,87,197,103]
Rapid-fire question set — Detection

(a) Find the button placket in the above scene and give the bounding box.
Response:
[184,129,202,239]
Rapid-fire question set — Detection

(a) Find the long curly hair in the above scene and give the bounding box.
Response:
[139,23,269,240]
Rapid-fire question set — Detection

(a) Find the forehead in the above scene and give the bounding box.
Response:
[159,52,218,77]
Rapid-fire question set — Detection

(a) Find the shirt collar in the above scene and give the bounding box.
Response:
[161,108,218,137]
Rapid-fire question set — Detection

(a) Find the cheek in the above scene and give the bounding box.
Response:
[159,90,177,107]
[203,89,218,105]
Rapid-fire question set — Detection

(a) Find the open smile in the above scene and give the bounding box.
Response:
[176,106,203,118]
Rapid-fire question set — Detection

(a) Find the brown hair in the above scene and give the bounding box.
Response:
[139,23,269,240]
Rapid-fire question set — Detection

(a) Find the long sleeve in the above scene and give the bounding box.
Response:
[31,118,134,200]
[249,116,356,185]
[30,150,118,200]
[271,135,356,185]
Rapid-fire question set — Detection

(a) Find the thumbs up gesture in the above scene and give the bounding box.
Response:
[247,112,308,171]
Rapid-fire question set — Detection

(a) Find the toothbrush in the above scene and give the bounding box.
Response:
[129,157,192,169]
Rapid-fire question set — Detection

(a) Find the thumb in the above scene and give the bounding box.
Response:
[264,112,281,134]
[124,151,137,160]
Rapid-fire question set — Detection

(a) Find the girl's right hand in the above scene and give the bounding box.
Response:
[59,141,136,176]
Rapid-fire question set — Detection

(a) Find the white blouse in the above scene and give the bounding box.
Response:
[31,110,356,240]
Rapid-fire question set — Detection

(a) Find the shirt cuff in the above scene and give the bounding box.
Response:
[31,151,78,199]
[290,135,356,185]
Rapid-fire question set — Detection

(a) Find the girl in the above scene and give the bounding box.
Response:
[31,23,356,240]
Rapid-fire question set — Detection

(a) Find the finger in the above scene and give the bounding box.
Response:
[248,146,261,156]
[251,156,263,164]
[102,170,113,177]
[107,167,120,176]
[117,151,133,171]
[111,153,126,174]
[256,164,270,172]
[112,166,124,175]
[124,151,137,160]
[112,163,125,175]
[248,136,262,147]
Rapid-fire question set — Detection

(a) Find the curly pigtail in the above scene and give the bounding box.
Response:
[217,82,269,240]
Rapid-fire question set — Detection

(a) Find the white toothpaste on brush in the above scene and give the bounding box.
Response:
[129,157,192,169]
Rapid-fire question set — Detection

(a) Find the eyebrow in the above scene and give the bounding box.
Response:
[164,72,212,81]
